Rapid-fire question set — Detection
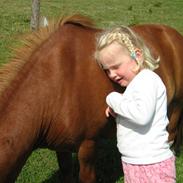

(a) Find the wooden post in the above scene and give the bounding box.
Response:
[30,0,40,30]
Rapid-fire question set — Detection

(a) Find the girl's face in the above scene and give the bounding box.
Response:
[98,42,141,87]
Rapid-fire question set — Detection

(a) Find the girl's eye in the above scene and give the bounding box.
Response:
[113,66,119,70]
[112,64,121,70]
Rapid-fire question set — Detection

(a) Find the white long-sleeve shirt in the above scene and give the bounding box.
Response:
[106,69,173,164]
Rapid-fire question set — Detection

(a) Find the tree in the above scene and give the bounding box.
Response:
[30,0,40,30]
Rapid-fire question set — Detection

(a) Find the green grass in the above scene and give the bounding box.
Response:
[1,0,183,182]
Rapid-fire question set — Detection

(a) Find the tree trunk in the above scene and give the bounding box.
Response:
[30,0,40,30]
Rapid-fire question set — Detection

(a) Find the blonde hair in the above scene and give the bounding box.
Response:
[95,26,160,71]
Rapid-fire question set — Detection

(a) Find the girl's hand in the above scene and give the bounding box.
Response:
[105,106,117,118]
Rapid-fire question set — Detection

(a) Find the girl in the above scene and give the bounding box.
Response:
[95,26,176,183]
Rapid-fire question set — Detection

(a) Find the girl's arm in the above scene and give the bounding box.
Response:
[106,73,158,126]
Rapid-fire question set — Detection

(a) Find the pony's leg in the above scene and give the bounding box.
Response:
[78,140,96,183]
[174,114,183,154]
[167,105,182,153]
[56,151,74,183]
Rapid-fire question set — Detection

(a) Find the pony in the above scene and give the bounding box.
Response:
[0,14,183,183]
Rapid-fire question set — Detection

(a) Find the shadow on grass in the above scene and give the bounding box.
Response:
[42,171,60,183]
[43,139,123,183]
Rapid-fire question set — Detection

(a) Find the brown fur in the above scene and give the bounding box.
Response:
[0,14,183,183]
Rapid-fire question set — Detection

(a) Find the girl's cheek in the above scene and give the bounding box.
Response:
[117,69,123,76]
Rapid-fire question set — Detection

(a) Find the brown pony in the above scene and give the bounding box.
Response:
[0,14,183,183]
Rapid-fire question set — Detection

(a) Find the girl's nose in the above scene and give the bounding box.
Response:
[108,70,117,80]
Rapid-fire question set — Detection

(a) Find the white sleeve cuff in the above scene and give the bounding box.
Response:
[106,92,123,108]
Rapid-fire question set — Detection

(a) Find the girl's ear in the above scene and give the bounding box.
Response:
[134,48,143,60]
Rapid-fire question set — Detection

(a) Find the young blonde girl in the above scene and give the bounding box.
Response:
[95,26,176,183]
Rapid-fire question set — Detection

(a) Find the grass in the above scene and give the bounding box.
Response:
[0,0,183,182]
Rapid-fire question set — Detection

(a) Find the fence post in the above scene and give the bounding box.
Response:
[30,0,40,30]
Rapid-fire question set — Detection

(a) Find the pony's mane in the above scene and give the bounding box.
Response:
[0,14,95,95]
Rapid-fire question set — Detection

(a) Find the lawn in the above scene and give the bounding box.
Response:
[0,0,183,182]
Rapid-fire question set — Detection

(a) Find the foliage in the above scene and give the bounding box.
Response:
[0,0,183,182]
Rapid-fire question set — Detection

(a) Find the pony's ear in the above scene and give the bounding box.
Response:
[39,16,49,27]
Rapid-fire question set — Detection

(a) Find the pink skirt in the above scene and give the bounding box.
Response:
[122,156,176,183]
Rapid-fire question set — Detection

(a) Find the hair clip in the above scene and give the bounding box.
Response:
[130,52,136,60]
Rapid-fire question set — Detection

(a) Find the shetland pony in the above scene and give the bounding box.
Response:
[0,14,183,183]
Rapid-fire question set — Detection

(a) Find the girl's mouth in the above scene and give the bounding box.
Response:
[116,78,123,83]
